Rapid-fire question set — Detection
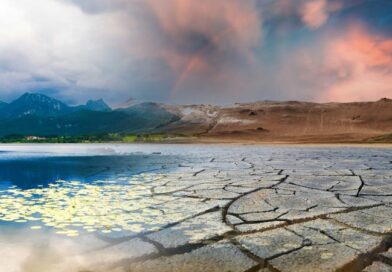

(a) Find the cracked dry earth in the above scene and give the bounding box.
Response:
[77,146,392,272]
[2,145,392,272]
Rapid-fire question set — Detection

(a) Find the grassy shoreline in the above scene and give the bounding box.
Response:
[0,133,184,144]
[1,133,392,145]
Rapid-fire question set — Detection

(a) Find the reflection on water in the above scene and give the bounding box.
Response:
[0,155,166,190]
[0,152,187,238]
[0,224,112,272]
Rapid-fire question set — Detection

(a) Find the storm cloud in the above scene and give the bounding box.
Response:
[0,0,391,104]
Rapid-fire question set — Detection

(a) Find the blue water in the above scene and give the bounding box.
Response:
[0,143,190,191]
[0,155,170,190]
[0,144,188,237]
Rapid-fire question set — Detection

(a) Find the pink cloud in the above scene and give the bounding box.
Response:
[319,25,392,101]
[272,0,342,29]
[301,0,329,29]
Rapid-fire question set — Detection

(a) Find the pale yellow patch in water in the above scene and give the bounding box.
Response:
[0,173,215,237]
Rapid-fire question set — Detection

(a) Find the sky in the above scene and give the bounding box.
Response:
[0,0,391,105]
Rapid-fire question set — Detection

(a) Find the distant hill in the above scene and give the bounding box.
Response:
[0,93,71,118]
[1,93,392,143]
[0,101,8,109]
[119,102,179,129]
[160,98,392,143]
[78,99,111,112]
[0,93,179,137]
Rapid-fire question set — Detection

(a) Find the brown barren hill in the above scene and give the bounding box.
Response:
[161,98,392,143]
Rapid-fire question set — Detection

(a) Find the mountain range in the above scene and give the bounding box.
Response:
[0,93,179,137]
[0,92,392,143]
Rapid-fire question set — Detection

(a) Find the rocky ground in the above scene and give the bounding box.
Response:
[163,99,392,143]
[71,146,392,272]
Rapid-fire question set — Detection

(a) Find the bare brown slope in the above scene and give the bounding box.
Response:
[161,98,392,143]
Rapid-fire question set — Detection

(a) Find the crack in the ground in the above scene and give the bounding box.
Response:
[193,169,206,176]
[356,175,365,197]
[105,199,387,270]
[91,205,221,251]
[64,152,392,272]
[337,235,392,272]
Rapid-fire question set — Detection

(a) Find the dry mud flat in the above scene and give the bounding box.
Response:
[82,147,392,272]
[2,145,392,272]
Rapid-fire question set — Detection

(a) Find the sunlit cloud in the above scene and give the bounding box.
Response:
[319,24,392,101]
[302,0,329,29]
